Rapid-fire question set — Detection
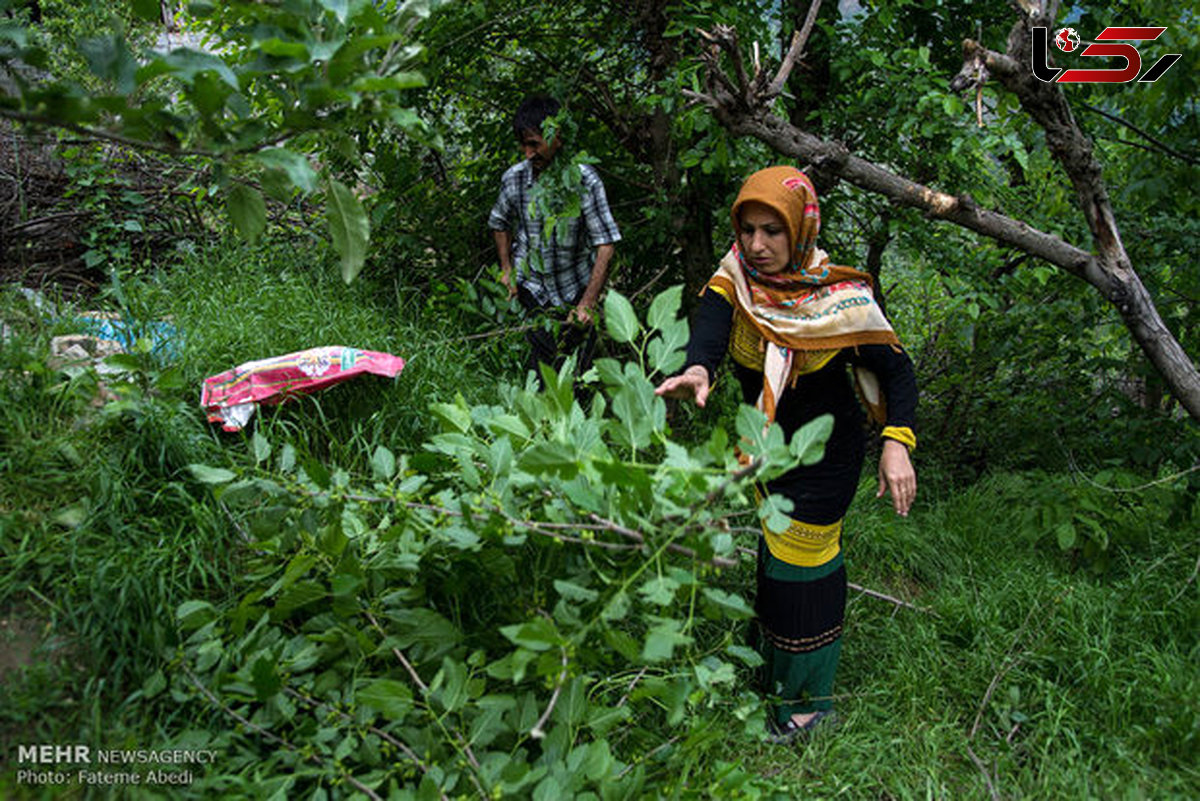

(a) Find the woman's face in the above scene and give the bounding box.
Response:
[738,201,789,275]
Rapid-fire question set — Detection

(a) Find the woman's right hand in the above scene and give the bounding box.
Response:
[654,364,711,407]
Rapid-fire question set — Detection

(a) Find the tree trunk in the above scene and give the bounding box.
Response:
[585,0,718,301]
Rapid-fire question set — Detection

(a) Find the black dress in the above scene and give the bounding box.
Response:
[683,287,918,722]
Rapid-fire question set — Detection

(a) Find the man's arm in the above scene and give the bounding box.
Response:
[493,229,517,299]
[570,242,614,325]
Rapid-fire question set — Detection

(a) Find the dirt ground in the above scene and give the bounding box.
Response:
[0,610,43,681]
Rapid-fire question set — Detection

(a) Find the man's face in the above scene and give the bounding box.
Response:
[519,129,559,174]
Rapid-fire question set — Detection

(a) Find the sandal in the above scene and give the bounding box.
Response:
[766,709,838,744]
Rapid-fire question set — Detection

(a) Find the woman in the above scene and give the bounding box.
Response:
[655,166,917,742]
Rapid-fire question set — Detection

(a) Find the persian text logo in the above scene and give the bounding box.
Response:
[1032,26,1182,83]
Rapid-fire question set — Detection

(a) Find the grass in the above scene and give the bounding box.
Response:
[1,241,1197,798]
[733,473,1200,798]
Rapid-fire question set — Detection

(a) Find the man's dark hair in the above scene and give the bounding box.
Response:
[513,95,561,139]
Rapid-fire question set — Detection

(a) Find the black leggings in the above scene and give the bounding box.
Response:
[518,287,598,382]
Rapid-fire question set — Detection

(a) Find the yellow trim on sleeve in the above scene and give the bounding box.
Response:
[882,426,917,451]
[709,284,732,303]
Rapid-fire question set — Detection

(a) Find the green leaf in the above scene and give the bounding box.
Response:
[187,463,236,484]
[279,444,296,473]
[384,608,463,659]
[642,619,692,662]
[725,644,764,668]
[141,669,167,699]
[647,336,686,376]
[318,0,350,23]
[358,679,413,719]
[130,0,161,20]
[500,619,560,651]
[81,34,137,93]
[51,503,87,529]
[639,575,679,607]
[735,404,768,446]
[102,353,143,373]
[251,657,282,700]
[440,524,481,550]
[227,184,267,243]
[258,38,309,59]
[604,289,640,343]
[518,441,579,478]
[351,72,427,91]
[254,148,318,194]
[554,580,599,603]
[326,179,370,284]
[647,285,683,331]
[252,432,271,464]
[302,457,331,489]
[702,587,754,619]
[435,656,470,712]
[1056,522,1077,550]
[759,493,795,534]
[161,49,239,91]
[371,446,396,480]
[790,413,833,465]
[430,400,471,433]
[485,414,531,441]
[583,739,614,782]
[273,580,327,617]
[176,600,217,630]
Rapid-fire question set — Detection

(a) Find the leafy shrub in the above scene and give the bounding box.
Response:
[171,287,831,798]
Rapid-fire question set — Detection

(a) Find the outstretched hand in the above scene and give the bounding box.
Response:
[876,439,917,517]
[654,364,711,407]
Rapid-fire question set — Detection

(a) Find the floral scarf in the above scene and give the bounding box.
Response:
[706,166,899,423]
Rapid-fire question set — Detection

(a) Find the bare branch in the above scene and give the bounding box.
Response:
[529,647,570,739]
[734,546,934,612]
[764,0,824,99]
[365,610,431,693]
[1083,104,1200,166]
[681,88,720,108]
[0,108,290,158]
[714,25,752,101]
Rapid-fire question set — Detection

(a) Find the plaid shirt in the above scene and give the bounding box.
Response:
[488,160,621,309]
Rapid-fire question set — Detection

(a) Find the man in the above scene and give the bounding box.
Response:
[488,95,620,381]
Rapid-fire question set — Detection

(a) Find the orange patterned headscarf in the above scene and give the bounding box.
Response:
[731,166,829,284]
[708,166,900,423]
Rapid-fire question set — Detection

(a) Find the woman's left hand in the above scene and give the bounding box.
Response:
[876,439,917,517]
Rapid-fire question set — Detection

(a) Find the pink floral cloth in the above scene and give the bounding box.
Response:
[201,346,406,431]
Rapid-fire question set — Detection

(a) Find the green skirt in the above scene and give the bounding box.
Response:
[755,537,847,724]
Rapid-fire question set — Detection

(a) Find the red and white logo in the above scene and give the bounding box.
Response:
[1032,26,1182,83]
[1055,28,1081,52]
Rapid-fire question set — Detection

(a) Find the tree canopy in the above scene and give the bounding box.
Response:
[1,2,1198,799]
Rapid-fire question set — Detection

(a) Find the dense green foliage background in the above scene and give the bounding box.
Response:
[1,0,1197,798]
